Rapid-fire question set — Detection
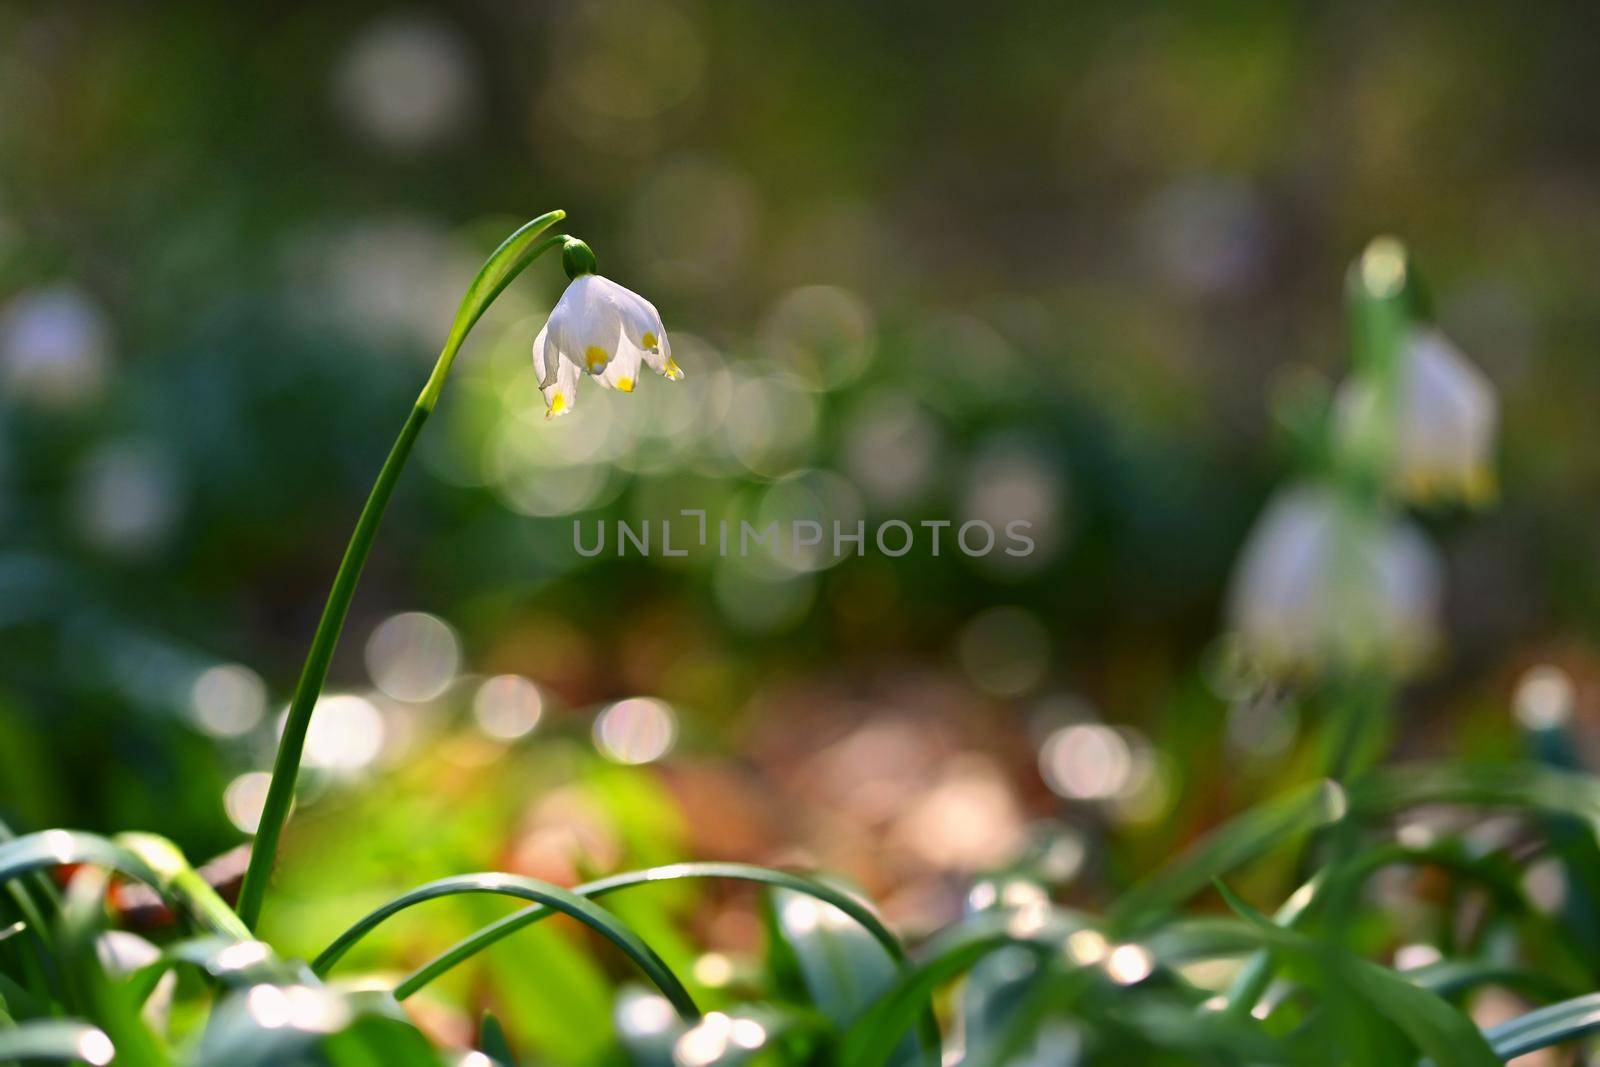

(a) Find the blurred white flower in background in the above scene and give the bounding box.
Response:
[333,14,481,152]
[534,274,682,417]
[1339,327,1498,506]
[1227,484,1442,678]
[0,284,110,409]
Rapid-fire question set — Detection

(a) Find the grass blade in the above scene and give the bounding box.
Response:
[1109,779,1347,933]
[364,863,905,1001]
[838,911,1054,1067]
[1352,761,1600,821]
[0,1019,114,1063]
[124,935,304,1006]
[1482,993,1600,1060]
[768,885,930,1067]
[0,815,63,991]
[53,868,166,1067]
[116,833,250,941]
[1404,958,1570,1002]
[0,831,164,895]
[307,871,699,1020]
[479,1010,517,1065]
[1214,881,1499,1067]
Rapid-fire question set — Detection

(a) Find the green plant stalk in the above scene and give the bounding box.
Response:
[234,404,427,931]
[1334,237,1410,501]
[1229,243,1416,1020]
[236,211,568,930]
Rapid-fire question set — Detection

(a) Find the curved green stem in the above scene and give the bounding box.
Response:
[234,404,427,930]
[314,872,702,1021]
[236,210,567,930]
[308,862,904,992]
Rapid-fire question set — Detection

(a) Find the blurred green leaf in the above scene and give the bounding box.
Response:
[1216,881,1499,1067]
[769,885,925,1067]
[1482,992,1600,1060]
[0,1018,114,1063]
[1110,779,1347,933]
[1353,761,1600,821]
[839,911,1049,1067]
[479,1010,516,1065]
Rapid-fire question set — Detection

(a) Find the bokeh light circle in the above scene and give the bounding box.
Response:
[473,674,544,740]
[189,664,268,738]
[365,612,461,702]
[593,697,677,764]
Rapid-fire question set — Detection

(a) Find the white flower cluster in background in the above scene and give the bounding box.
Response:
[1228,293,1496,680]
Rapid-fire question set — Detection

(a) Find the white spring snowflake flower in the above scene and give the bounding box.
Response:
[532,263,683,418]
[1338,327,1498,506]
[1226,483,1443,679]
[1391,327,1497,504]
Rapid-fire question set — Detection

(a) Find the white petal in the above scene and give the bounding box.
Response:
[1374,519,1443,657]
[1332,328,1497,505]
[1226,484,1441,677]
[587,276,682,379]
[1394,329,1497,501]
[596,343,643,392]
[568,280,623,374]
[541,349,581,419]
[654,329,683,380]
[1228,485,1336,668]
[532,325,557,389]
[544,306,579,378]
[543,276,612,373]
[605,279,665,345]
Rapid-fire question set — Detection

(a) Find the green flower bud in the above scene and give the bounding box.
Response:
[561,237,597,279]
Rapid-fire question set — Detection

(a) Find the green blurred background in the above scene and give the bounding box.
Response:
[1,1,1597,1054]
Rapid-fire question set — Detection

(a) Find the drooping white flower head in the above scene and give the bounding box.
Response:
[1393,328,1497,503]
[531,252,682,418]
[1226,483,1442,679]
[1338,327,1497,506]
